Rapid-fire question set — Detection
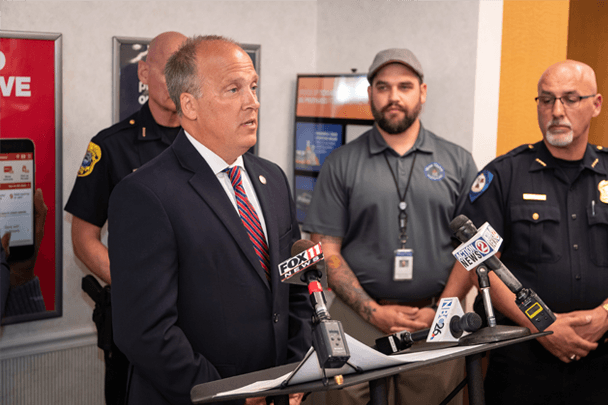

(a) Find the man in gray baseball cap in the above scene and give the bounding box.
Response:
[304,47,477,405]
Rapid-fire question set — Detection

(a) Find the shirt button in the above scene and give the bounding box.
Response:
[573,244,579,250]
[273,313,280,323]
[571,214,577,220]
[575,275,581,280]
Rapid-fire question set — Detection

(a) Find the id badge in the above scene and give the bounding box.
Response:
[394,249,413,281]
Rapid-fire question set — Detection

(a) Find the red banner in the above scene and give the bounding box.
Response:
[1,36,57,312]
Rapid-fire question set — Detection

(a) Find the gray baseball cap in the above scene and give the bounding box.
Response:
[367,48,424,84]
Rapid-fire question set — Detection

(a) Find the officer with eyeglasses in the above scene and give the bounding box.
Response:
[443,59,608,404]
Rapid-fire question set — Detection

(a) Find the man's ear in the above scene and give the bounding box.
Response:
[592,93,603,118]
[180,93,198,121]
[138,60,149,84]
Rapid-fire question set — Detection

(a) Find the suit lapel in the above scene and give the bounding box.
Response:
[172,132,271,290]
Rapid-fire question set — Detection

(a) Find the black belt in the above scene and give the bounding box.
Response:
[377,296,438,308]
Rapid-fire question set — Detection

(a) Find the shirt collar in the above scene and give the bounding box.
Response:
[368,122,434,156]
[137,102,180,145]
[183,130,244,175]
[531,141,607,175]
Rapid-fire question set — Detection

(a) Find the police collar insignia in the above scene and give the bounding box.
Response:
[469,170,493,202]
[424,162,445,181]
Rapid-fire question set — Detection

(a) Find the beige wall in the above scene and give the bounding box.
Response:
[567,0,608,147]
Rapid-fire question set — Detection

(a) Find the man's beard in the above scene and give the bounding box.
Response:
[371,99,422,135]
[545,120,573,147]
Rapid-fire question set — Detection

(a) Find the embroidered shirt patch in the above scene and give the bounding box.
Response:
[469,170,493,202]
[77,142,102,177]
[424,162,445,181]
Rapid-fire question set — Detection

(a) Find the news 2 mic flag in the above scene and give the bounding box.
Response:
[452,222,503,271]
[427,298,465,343]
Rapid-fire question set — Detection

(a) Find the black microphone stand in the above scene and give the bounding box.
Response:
[459,263,529,346]
[445,264,529,405]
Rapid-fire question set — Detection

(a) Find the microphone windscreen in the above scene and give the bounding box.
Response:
[461,312,482,333]
[291,239,315,256]
[449,214,470,233]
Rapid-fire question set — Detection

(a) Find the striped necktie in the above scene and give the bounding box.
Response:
[224,166,271,281]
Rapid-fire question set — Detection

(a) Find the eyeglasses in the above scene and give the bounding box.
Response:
[535,94,596,109]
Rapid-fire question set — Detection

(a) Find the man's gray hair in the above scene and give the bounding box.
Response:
[165,35,239,115]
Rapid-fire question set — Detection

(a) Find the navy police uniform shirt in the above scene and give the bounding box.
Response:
[461,140,608,314]
[65,102,180,227]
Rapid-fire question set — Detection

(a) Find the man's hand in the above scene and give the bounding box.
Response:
[245,396,266,405]
[537,314,598,363]
[567,305,608,344]
[1,233,9,256]
[411,307,436,329]
[4,189,47,287]
[289,392,304,405]
[370,304,430,334]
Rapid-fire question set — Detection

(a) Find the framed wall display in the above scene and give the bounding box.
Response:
[0,30,63,324]
[241,43,261,156]
[112,36,151,123]
[293,74,374,223]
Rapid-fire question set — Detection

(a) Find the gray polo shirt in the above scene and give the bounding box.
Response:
[303,125,477,301]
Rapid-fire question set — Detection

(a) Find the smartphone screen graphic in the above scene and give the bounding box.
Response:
[0,139,35,260]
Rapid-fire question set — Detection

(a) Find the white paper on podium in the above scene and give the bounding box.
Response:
[214,334,479,398]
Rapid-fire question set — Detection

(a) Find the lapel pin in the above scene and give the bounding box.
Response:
[259,175,267,185]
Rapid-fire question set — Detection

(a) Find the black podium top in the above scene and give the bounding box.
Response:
[191,332,548,404]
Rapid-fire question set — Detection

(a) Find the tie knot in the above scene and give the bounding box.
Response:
[224,166,242,184]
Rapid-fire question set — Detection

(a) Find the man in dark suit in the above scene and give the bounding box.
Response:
[108,35,312,405]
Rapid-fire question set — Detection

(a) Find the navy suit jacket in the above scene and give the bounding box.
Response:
[108,131,312,405]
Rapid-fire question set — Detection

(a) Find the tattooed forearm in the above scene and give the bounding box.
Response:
[326,253,377,322]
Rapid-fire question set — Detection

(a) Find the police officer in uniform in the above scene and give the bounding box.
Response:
[444,60,608,404]
[65,31,186,405]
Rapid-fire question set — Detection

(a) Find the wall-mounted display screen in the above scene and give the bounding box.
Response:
[293,74,374,223]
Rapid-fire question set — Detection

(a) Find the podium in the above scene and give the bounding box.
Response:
[191,331,549,405]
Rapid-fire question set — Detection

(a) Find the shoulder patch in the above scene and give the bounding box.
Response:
[77,142,102,177]
[424,162,445,181]
[469,170,493,202]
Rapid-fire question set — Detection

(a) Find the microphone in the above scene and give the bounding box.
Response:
[281,240,350,369]
[281,240,325,286]
[450,312,483,338]
[375,329,430,355]
[282,240,329,320]
[375,312,482,355]
[450,215,556,331]
[450,215,523,292]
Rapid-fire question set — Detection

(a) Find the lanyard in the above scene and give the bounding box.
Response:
[384,151,417,249]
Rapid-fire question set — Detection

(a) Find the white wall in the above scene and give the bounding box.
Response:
[0,0,491,368]
[0,0,318,356]
[316,0,480,152]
